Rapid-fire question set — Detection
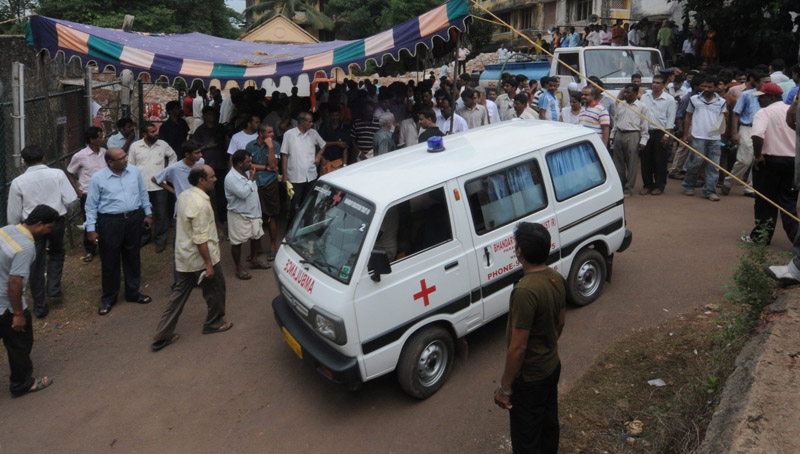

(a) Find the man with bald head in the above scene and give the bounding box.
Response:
[152,164,232,351]
[85,147,153,316]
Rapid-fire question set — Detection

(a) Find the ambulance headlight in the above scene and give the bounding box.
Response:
[310,306,347,345]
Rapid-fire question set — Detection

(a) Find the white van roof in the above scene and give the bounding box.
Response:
[320,119,596,207]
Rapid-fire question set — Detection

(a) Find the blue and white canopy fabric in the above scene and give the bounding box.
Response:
[26,0,469,88]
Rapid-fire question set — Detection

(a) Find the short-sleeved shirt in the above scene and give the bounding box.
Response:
[686,93,727,140]
[752,102,795,158]
[0,224,36,313]
[281,127,327,183]
[318,122,351,160]
[224,170,262,219]
[246,139,281,187]
[67,146,107,192]
[106,131,128,149]
[175,186,220,272]
[579,102,610,136]
[153,158,206,215]
[506,268,566,382]
[227,130,258,155]
[128,139,178,191]
[538,91,560,121]
[733,89,760,126]
[351,118,380,153]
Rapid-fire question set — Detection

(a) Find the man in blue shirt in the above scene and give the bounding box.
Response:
[106,118,135,152]
[723,72,770,195]
[246,124,282,260]
[85,148,153,316]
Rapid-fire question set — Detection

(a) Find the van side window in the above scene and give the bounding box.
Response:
[374,187,453,262]
[546,142,606,201]
[557,53,579,75]
[464,160,547,235]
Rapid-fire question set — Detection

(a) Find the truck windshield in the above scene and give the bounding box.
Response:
[585,49,663,81]
[285,183,374,284]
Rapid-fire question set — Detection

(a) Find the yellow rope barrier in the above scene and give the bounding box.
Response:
[468,0,800,224]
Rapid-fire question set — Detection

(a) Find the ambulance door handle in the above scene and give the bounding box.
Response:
[483,246,491,267]
[444,261,459,271]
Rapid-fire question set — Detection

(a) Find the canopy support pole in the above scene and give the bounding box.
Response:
[84,66,93,131]
[11,62,25,169]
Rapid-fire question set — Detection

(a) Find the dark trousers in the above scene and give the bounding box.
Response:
[141,190,168,249]
[509,363,560,454]
[153,263,227,341]
[0,310,35,396]
[750,156,799,244]
[80,194,97,256]
[30,216,66,315]
[641,130,669,190]
[97,211,143,306]
[288,180,316,224]
[210,168,228,224]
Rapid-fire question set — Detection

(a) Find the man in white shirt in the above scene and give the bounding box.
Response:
[476,86,500,123]
[627,23,640,46]
[682,75,728,200]
[225,150,269,280]
[7,145,77,319]
[437,98,469,134]
[586,25,602,47]
[612,83,650,196]
[191,88,205,134]
[640,74,677,195]
[497,45,509,63]
[495,79,518,121]
[281,112,329,222]
[227,114,260,159]
[512,93,538,119]
[218,87,238,126]
[128,122,178,252]
[769,59,790,85]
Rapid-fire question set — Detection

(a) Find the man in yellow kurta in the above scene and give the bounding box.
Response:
[151,164,233,351]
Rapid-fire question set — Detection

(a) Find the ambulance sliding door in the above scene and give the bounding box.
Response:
[458,157,561,323]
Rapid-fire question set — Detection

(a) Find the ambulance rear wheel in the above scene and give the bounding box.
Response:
[567,248,606,306]
[397,326,454,399]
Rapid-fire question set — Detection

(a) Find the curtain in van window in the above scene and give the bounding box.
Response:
[546,142,605,201]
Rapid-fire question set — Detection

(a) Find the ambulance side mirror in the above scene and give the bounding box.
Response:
[368,250,392,282]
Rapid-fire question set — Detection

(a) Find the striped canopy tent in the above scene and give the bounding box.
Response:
[25,0,470,88]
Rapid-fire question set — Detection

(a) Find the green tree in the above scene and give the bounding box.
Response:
[326,0,440,39]
[35,0,243,39]
[244,0,334,32]
[0,0,36,34]
[675,0,799,65]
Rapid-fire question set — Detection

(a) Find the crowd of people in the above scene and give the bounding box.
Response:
[1,42,798,405]
[540,19,719,67]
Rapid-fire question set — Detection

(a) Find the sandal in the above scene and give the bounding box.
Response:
[134,295,152,305]
[151,334,180,352]
[12,376,53,398]
[202,321,233,335]
[267,250,277,262]
[250,261,272,270]
[236,270,252,280]
[98,304,112,316]
[81,253,94,263]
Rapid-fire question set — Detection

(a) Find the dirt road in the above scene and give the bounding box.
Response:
[0,182,789,453]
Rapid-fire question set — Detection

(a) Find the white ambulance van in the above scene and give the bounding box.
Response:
[272,119,632,399]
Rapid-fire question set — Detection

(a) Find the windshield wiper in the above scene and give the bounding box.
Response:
[300,257,337,274]
[599,68,624,79]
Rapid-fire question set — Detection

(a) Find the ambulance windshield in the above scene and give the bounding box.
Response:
[285,183,374,284]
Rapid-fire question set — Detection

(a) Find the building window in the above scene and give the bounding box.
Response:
[497,13,512,33]
[572,0,591,22]
[518,8,532,30]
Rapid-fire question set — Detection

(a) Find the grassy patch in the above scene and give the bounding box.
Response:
[560,228,782,453]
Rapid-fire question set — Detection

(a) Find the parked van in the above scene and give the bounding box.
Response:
[272,119,632,399]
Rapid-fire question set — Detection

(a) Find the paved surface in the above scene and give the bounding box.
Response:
[0,181,791,453]
[698,290,800,454]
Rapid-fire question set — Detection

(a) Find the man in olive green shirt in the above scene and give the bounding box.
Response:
[494,222,566,453]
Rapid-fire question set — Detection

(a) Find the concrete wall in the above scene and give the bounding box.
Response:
[630,0,683,22]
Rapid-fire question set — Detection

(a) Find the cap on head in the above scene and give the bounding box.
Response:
[753,83,783,97]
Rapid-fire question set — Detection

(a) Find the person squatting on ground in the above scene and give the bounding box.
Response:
[151,165,233,352]
[494,222,566,454]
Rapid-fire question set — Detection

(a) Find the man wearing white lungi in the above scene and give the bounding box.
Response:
[225,150,270,280]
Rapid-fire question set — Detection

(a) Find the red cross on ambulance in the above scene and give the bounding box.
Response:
[413,279,437,306]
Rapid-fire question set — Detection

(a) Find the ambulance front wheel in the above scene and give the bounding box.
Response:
[397,325,454,399]
[567,248,606,306]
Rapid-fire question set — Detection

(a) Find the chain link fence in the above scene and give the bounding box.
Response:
[0,87,88,227]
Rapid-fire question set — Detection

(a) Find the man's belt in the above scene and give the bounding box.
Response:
[99,210,139,219]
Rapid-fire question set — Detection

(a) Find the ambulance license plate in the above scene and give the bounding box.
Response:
[282,327,303,359]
